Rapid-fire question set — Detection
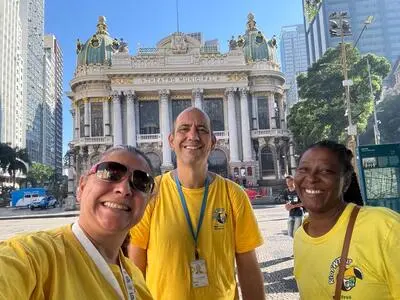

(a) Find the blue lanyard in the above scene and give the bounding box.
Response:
[174,174,210,260]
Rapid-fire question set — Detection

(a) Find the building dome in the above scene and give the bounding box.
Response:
[76,16,123,66]
[240,13,277,63]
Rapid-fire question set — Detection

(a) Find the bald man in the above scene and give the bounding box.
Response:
[129,107,265,300]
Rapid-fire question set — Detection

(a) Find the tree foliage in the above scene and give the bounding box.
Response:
[0,143,31,187]
[26,163,54,187]
[359,93,400,145]
[288,44,391,153]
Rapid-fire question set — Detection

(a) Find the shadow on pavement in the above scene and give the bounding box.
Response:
[259,256,292,268]
[267,218,288,222]
[252,204,280,209]
[263,267,298,294]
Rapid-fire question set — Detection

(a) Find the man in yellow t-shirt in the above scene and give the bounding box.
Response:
[294,203,400,299]
[129,107,265,300]
[0,225,153,300]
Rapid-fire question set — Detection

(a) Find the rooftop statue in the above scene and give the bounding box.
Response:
[237,35,245,47]
[229,36,237,50]
[118,38,129,53]
[76,38,83,54]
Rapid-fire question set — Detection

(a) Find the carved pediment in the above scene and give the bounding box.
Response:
[156,32,201,54]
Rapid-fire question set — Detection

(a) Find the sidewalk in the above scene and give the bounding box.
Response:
[0,207,79,220]
[0,204,299,299]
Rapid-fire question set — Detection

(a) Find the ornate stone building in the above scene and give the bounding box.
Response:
[67,14,296,187]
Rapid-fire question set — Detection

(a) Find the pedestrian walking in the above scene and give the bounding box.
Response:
[283,175,304,238]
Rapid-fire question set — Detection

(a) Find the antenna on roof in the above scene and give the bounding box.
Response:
[176,0,180,33]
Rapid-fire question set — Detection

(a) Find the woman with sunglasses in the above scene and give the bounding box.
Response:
[0,145,155,300]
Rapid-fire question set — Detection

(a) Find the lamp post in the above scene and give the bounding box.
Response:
[354,16,380,144]
[329,11,357,164]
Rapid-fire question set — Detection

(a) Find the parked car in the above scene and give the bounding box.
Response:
[30,196,58,210]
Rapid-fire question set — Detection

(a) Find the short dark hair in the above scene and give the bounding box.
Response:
[301,140,354,176]
[285,175,293,179]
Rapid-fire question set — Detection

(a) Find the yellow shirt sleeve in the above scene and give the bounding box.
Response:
[131,175,164,249]
[382,217,400,298]
[228,181,264,253]
[130,200,154,249]
[0,239,41,299]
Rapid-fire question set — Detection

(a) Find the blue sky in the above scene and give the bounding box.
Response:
[44,0,304,155]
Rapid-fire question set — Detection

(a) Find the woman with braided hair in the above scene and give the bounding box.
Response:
[293,140,399,299]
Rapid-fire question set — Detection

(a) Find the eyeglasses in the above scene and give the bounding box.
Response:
[88,161,155,194]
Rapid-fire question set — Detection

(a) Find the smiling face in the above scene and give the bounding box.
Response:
[77,149,152,236]
[169,108,216,168]
[294,147,346,214]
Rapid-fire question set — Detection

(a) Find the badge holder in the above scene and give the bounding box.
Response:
[190,249,209,288]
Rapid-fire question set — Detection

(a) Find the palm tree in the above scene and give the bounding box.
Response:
[0,143,31,187]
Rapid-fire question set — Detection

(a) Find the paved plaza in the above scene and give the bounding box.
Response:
[0,204,299,299]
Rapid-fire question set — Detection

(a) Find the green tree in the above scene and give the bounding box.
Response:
[288,44,390,153]
[0,143,31,187]
[360,93,400,144]
[26,163,54,187]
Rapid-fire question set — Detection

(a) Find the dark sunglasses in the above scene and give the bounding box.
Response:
[88,161,155,194]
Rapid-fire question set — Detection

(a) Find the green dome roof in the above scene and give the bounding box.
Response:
[76,16,121,66]
[239,13,277,63]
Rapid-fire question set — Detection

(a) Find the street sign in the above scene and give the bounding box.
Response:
[342,79,353,86]
[347,124,357,135]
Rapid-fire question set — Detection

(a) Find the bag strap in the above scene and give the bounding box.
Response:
[334,205,361,300]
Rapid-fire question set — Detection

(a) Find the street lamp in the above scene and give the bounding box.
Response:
[354,16,380,144]
[329,11,357,163]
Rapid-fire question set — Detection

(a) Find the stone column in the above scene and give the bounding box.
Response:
[160,89,173,168]
[226,88,239,162]
[70,109,76,139]
[251,93,258,130]
[268,92,276,129]
[74,105,80,138]
[84,98,90,137]
[289,141,297,175]
[240,87,253,162]
[103,98,110,136]
[281,93,287,130]
[126,91,137,147]
[192,88,203,109]
[64,153,76,211]
[112,91,123,145]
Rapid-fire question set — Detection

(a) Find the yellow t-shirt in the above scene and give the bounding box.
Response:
[0,225,153,300]
[294,203,400,300]
[130,172,264,300]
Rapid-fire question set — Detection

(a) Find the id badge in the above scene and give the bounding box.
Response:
[190,259,209,288]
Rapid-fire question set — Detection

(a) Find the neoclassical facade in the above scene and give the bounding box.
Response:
[67,14,296,186]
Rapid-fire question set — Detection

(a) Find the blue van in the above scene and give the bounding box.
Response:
[10,188,47,208]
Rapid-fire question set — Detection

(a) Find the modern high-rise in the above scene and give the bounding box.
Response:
[43,35,63,175]
[0,0,24,148]
[279,25,308,107]
[19,0,45,163]
[303,0,400,66]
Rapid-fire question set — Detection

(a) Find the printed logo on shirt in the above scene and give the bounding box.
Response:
[212,208,227,230]
[328,257,363,292]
